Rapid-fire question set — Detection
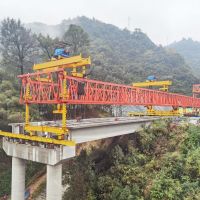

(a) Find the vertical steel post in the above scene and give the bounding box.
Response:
[25,81,30,126]
[61,71,67,139]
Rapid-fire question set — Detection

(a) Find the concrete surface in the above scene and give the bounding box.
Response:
[11,157,25,200]
[9,117,159,144]
[46,164,62,200]
[3,138,75,165]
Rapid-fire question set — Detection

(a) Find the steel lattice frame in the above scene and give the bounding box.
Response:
[18,70,200,108]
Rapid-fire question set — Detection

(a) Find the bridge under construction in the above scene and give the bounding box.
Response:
[1,54,200,200]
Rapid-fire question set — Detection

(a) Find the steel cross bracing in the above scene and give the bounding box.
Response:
[19,70,200,108]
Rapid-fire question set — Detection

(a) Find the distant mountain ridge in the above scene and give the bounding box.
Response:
[167,38,200,77]
[26,16,199,94]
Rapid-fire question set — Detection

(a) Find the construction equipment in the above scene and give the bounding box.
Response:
[1,59,200,146]
[18,72,200,107]
[130,77,179,116]
[33,54,91,77]
[0,53,91,146]
[32,54,90,140]
[133,76,172,92]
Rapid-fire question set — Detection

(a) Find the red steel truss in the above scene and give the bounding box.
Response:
[18,70,200,108]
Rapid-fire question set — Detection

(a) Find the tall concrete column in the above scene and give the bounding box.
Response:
[46,163,62,200]
[11,157,26,200]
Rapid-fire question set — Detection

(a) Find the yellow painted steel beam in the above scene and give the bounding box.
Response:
[25,125,68,135]
[61,71,68,139]
[128,109,180,117]
[33,55,91,71]
[33,55,81,70]
[0,131,75,146]
[133,80,172,87]
[146,109,180,116]
[35,77,52,82]
[40,58,91,73]
[61,58,91,68]
[53,110,63,114]
[128,112,147,116]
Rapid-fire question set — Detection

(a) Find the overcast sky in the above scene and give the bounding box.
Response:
[0,0,199,45]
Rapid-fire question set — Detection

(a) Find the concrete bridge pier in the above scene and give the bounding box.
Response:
[47,163,62,200]
[11,157,26,200]
[3,138,76,200]
[11,156,63,200]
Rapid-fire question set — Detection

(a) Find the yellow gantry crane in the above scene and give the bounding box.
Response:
[33,54,91,77]
[128,76,180,116]
[25,54,91,140]
[0,53,91,146]
[133,80,172,92]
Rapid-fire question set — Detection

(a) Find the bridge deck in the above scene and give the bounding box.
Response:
[9,117,160,143]
[3,117,160,164]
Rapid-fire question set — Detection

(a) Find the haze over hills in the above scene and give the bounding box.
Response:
[26,16,199,94]
[167,38,200,77]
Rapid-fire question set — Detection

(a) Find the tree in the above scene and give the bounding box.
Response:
[37,33,59,60]
[0,18,38,75]
[63,24,90,55]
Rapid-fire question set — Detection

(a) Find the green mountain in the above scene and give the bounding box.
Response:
[27,17,199,95]
[167,38,200,77]
[62,120,200,200]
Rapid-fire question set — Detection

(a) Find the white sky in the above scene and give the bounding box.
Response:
[0,0,200,45]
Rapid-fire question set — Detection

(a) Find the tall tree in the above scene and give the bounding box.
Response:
[0,18,38,75]
[37,33,59,60]
[63,24,90,55]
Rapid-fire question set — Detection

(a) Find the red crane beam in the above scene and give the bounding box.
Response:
[18,70,200,108]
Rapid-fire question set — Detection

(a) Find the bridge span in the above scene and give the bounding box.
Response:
[3,116,159,200]
[2,55,200,200]
[9,116,159,143]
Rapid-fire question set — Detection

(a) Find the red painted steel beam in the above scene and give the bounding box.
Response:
[18,70,200,108]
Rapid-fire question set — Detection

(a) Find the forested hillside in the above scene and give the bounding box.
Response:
[167,38,200,77]
[62,119,200,200]
[27,16,199,94]
[0,69,24,131]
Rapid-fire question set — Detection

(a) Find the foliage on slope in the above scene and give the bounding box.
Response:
[27,17,199,94]
[0,68,41,131]
[0,69,24,131]
[76,17,198,94]
[63,120,200,200]
[167,38,200,77]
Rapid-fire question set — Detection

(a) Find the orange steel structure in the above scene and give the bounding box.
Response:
[19,69,200,108]
[1,55,200,146]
